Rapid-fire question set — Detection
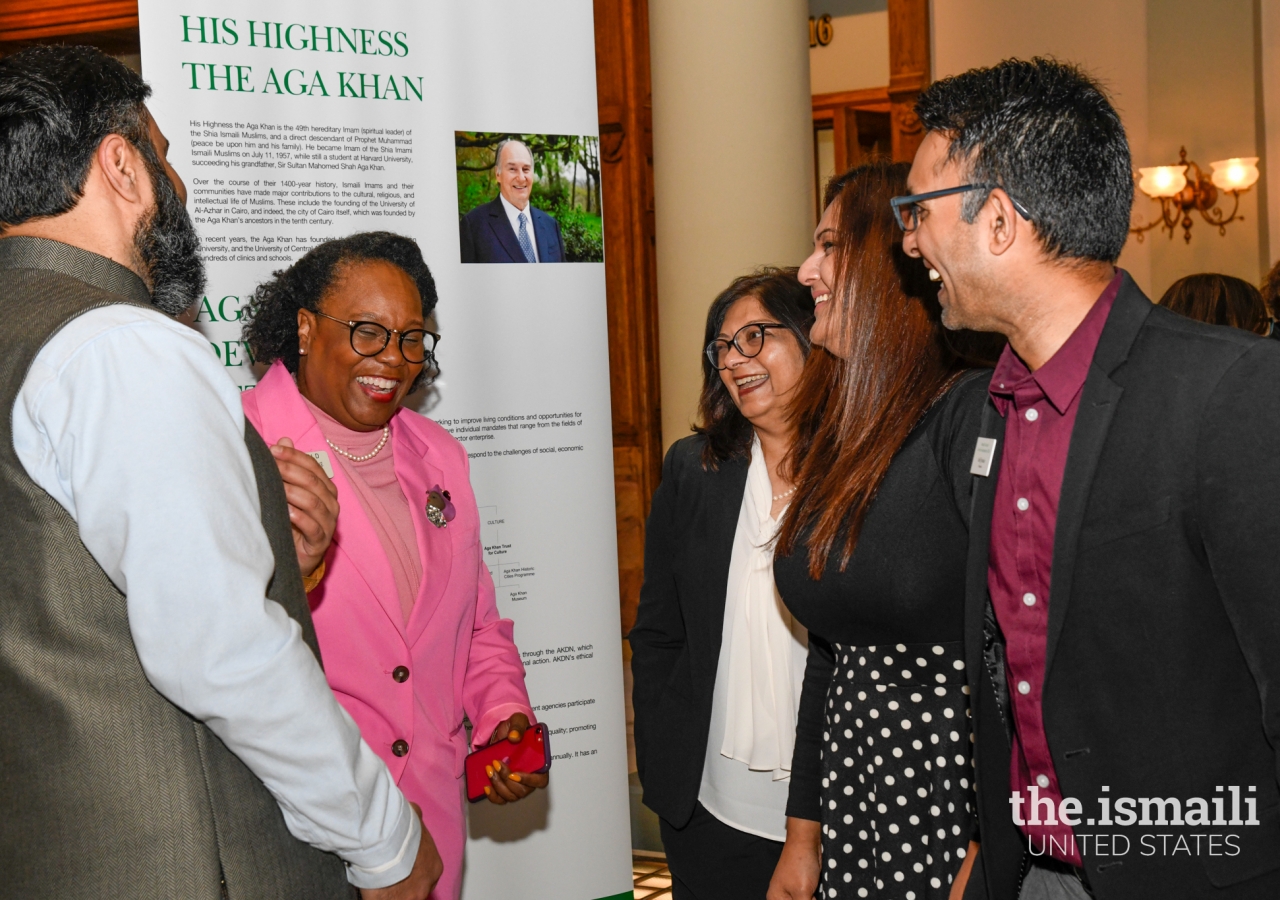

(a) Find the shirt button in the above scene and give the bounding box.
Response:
[1017,680,1031,695]
[1025,408,1039,422]
[1017,497,1030,511]
[392,666,410,683]
[392,739,410,757]
[1023,593,1037,607]
[1036,774,1050,789]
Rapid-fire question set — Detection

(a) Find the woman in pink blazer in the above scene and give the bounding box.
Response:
[241,232,545,900]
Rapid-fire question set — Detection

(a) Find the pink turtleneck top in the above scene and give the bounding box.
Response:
[304,397,422,624]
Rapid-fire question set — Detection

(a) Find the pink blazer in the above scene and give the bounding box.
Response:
[243,361,532,899]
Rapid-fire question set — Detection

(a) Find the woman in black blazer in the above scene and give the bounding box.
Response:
[629,268,815,899]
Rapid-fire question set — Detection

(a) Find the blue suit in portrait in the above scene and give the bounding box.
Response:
[458,197,567,264]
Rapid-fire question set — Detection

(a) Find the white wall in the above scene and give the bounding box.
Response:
[932,0,1153,292]
[932,0,1276,297]
[650,0,816,450]
[808,0,891,94]
[1260,0,1280,270]
[1146,0,1262,295]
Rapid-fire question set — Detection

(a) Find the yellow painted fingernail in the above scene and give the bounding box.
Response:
[510,731,521,741]
[509,773,523,783]
[484,786,492,796]
[485,765,494,778]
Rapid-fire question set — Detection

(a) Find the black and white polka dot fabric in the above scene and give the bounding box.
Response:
[819,640,973,900]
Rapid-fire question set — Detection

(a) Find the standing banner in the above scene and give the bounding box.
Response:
[137,4,632,899]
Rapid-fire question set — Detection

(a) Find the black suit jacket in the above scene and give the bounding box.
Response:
[458,197,566,263]
[628,435,748,827]
[964,273,1280,900]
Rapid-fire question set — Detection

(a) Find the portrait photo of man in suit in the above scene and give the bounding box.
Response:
[459,139,566,264]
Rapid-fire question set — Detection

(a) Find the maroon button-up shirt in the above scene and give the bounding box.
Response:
[987,273,1122,864]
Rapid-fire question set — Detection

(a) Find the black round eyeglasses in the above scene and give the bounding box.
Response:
[313,310,439,364]
[705,322,788,370]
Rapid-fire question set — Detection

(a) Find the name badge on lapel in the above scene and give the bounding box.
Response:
[307,450,335,479]
[970,437,998,477]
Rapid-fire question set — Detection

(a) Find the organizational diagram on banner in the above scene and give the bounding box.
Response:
[479,503,536,604]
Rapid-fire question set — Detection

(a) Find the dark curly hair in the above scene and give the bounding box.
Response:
[693,267,815,468]
[915,57,1133,264]
[241,232,439,391]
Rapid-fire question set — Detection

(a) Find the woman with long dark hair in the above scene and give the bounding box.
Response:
[767,163,987,900]
[630,269,815,899]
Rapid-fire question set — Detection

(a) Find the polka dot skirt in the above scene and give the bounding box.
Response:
[819,641,974,900]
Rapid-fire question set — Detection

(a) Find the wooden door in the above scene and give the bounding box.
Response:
[0,1,138,48]
[811,0,931,210]
[593,0,662,637]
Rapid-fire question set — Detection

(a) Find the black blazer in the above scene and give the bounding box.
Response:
[458,197,566,263]
[964,273,1280,900]
[628,435,748,828]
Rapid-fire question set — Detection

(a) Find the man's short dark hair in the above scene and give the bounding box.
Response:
[915,57,1133,263]
[0,45,151,228]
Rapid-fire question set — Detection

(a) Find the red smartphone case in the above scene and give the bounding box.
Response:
[465,722,551,803]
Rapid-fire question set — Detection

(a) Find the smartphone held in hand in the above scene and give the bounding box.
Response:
[464,723,551,803]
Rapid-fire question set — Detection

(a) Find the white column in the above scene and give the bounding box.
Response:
[649,0,815,451]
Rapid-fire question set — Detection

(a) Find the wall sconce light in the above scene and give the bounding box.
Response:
[1130,146,1259,243]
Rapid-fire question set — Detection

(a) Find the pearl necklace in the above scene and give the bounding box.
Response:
[772,485,797,502]
[327,426,389,462]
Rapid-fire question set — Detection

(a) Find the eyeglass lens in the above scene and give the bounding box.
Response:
[894,203,919,232]
[706,324,770,370]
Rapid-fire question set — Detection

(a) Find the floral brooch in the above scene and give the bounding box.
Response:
[426,485,456,529]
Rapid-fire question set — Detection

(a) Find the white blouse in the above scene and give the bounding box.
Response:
[697,436,808,841]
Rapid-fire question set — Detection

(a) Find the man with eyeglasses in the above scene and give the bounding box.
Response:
[897,58,1280,900]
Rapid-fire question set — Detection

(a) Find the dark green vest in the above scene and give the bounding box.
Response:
[0,237,354,899]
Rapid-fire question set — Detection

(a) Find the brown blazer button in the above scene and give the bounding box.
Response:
[392,740,409,757]
[392,666,410,683]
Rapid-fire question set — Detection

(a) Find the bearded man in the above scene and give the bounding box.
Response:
[0,46,440,900]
